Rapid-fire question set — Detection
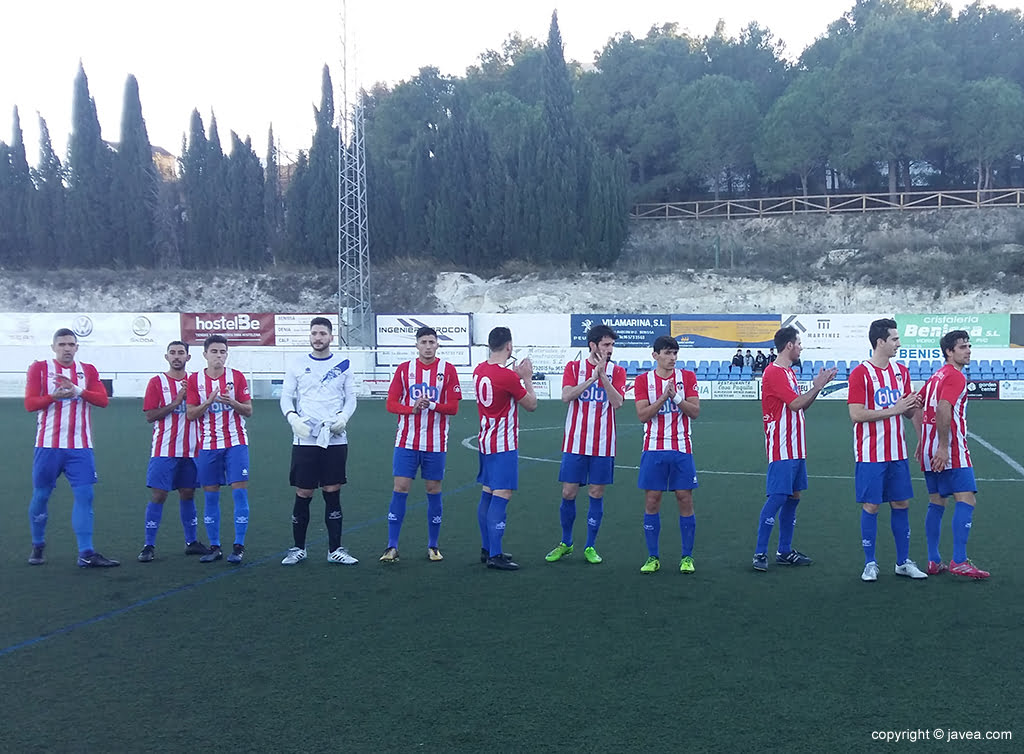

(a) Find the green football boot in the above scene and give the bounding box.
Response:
[545,542,574,562]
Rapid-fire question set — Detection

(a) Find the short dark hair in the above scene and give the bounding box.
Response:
[774,326,799,352]
[652,335,679,353]
[868,318,898,349]
[587,325,617,346]
[488,326,512,352]
[940,330,970,358]
[310,316,332,332]
[203,334,229,351]
[166,340,189,353]
[416,326,437,340]
[52,328,77,343]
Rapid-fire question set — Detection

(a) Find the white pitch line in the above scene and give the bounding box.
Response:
[968,431,1024,478]
[459,434,1022,483]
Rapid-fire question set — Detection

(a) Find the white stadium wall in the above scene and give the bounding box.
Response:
[2,311,1024,400]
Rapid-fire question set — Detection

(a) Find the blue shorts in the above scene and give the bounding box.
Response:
[196,446,250,487]
[147,457,198,491]
[766,459,808,496]
[637,451,698,491]
[559,453,615,486]
[477,450,518,491]
[855,460,914,504]
[924,468,977,497]
[393,447,446,481]
[32,448,98,489]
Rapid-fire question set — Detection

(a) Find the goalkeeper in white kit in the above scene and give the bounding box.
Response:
[279,317,359,565]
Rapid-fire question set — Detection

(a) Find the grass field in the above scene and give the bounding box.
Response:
[1,397,1021,752]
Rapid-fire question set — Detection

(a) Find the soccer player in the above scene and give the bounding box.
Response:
[752,326,837,572]
[545,324,626,565]
[633,336,700,574]
[474,326,537,571]
[847,319,926,582]
[912,330,989,579]
[24,328,119,567]
[279,317,359,566]
[186,335,253,564]
[138,341,211,562]
[379,326,462,563]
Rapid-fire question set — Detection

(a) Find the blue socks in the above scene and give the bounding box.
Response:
[426,492,443,548]
[778,496,799,553]
[204,490,221,546]
[180,498,199,543]
[144,502,163,547]
[29,487,51,545]
[952,501,974,563]
[925,503,945,563]
[477,491,492,549]
[559,498,576,545]
[643,512,660,557]
[755,494,788,553]
[890,507,910,565]
[487,495,509,557]
[232,488,249,546]
[387,491,408,548]
[861,509,878,563]
[71,485,95,553]
[679,514,695,558]
[585,497,603,548]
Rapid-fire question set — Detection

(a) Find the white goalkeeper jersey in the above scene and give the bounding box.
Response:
[279,353,357,446]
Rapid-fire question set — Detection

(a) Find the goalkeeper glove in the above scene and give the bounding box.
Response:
[287,411,311,439]
[330,413,347,434]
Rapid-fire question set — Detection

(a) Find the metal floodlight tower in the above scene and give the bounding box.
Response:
[337,0,372,346]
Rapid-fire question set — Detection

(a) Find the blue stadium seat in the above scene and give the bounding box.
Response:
[729,371,741,381]
[979,359,991,370]
[838,360,849,371]
[698,360,709,371]
[825,359,836,369]
[742,365,753,376]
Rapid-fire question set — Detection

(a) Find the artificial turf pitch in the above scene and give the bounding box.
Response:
[1,398,1020,751]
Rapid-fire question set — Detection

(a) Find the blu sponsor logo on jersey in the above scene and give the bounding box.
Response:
[410,382,440,402]
[578,383,607,403]
[873,386,902,407]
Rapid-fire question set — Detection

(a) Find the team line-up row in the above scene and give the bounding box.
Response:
[22,318,990,580]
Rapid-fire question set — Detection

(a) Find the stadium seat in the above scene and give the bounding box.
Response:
[742,366,753,376]
[825,360,836,369]
[698,360,709,371]
[729,371,741,381]
[641,360,653,372]
[838,360,849,371]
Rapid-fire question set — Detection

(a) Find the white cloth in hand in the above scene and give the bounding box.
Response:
[315,420,333,448]
[330,414,347,435]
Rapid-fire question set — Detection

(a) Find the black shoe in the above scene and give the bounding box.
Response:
[78,551,121,568]
[486,554,520,571]
[199,546,223,563]
[137,545,155,563]
[184,540,212,556]
[226,544,245,564]
[481,547,514,563]
[28,545,46,565]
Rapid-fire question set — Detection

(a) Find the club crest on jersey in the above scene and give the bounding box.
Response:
[874,386,902,407]
[410,382,440,402]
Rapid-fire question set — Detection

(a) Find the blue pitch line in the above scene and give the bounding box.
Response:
[0,468,517,660]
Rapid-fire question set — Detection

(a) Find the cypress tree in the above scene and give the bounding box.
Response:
[306,64,339,265]
[179,109,209,267]
[264,125,283,263]
[3,107,33,266]
[67,63,114,267]
[29,115,68,267]
[112,74,158,267]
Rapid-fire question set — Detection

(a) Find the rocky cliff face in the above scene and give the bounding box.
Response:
[3,207,1022,315]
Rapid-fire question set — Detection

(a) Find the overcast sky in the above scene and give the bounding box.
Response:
[2,0,1021,163]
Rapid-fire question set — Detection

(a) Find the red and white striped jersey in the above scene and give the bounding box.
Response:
[388,358,462,452]
[761,362,805,462]
[24,359,108,449]
[562,359,627,457]
[635,368,699,453]
[186,368,250,449]
[918,364,971,470]
[847,361,912,462]
[473,361,527,454]
[144,373,198,458]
